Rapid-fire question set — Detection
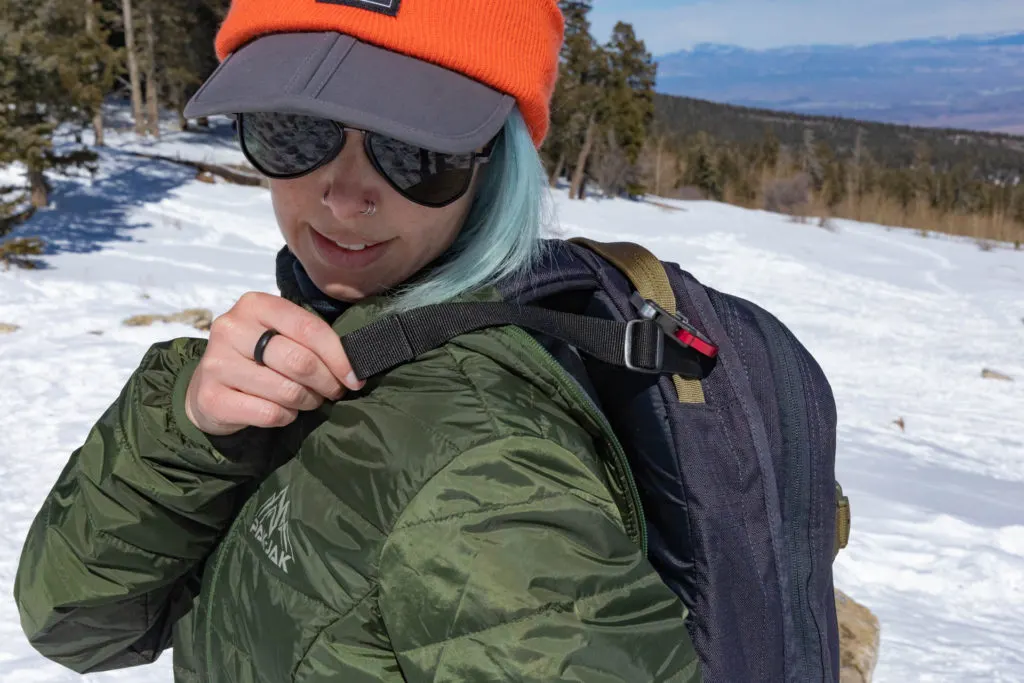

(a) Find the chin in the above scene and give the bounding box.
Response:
[319,277,390,302]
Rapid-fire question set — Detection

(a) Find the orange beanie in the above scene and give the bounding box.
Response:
[213,0,565,148]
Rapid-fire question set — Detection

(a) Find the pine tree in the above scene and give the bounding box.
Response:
[83,0,120,146]
[682,133,721,201]
[116,0,146,135]
[0,0,105,207]
[602,22,656,194]
[142,0,161,137]
[554,1,609,199]
[542,1,597,188]
[160,0,221,130]
[758,127,780,171]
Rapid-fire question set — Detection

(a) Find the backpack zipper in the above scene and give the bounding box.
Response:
[506,326,648,556]
[742,302,827,682]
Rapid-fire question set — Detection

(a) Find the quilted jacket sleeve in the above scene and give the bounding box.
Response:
[377,435,702,683]
[13,338,287,674]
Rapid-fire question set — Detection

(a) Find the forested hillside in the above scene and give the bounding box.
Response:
[2,0,1022,249]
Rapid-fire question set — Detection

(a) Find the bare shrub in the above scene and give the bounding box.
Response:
[818,215,839,232]
[672,185,706,201]
[764,173,810,215]
[593,129,631,198]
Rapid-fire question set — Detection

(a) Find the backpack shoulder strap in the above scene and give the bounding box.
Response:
[569,237,705,404]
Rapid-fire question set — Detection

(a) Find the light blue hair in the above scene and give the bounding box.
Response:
[389,108,550,312]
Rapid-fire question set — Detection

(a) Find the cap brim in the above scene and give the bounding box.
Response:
[184,32,514,154]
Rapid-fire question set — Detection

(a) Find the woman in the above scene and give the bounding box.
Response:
[14,1,701,681]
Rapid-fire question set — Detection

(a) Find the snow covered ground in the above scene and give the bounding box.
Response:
[0,121,1022,681]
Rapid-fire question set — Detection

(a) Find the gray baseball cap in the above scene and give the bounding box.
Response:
[183,32,514,154]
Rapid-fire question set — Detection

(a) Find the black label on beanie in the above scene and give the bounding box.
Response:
[317,0,401,17]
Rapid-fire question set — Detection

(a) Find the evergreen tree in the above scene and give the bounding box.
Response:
[543,1,598,188]
[602,22,656,194]
[557,1,609,199]
[683,133,721,201]
[0,0,105,207]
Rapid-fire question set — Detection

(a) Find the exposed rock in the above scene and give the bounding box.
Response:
[837,589,881,683]
[892,416,905,432]
[123,308,213,332]
[981,368,1013,381]
[0,322,19,334]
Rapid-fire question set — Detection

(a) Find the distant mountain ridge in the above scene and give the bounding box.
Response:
[655,32,1024,134]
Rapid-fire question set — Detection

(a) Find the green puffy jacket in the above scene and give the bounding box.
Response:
[14,290,701,682]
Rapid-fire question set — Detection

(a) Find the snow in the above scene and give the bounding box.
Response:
[1,123,1023,682]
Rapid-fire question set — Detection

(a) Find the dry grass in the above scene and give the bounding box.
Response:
[123,308,214,331]
[741,171,1024,247]
[829,193,1024,246]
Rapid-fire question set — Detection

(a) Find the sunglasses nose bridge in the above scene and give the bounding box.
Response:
[324,127,376,176]
[321,131,383,218]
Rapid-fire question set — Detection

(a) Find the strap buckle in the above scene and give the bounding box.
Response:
[623,319,664,373]
[629,293,719,359]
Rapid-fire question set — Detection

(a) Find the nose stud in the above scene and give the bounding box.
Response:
[361,200,376,216]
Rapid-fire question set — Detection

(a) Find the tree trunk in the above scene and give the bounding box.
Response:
[177,105,188,132]
[143,1,160,137]
[28,168,48,208]
[655,136,664,197]
[549,153,565,188]
[122,0,145,136]
[569,114,597,200]
[85,0,105,146]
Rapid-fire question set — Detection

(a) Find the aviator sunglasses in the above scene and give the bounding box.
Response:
[237,112,497,208]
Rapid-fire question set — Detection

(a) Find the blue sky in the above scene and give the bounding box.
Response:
[589,0,1024,55]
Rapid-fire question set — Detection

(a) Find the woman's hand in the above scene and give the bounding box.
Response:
[185,292,364,436]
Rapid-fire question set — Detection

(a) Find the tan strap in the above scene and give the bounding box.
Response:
[834,482,851,559]
[570,237,705,404]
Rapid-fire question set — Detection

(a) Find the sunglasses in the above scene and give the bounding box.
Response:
[237,112,496,208]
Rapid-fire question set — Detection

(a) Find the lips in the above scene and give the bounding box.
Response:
[310,227,393,270]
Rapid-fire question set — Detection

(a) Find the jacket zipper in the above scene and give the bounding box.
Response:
[506,326,648,556]
[201,513,248,682]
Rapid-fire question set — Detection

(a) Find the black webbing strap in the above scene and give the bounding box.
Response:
[341,302,696,381]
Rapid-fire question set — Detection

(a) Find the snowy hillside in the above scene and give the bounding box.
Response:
[1,123,1022,682]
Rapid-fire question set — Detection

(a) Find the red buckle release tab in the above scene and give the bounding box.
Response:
[674,327,719,358]
[629,293,719,359]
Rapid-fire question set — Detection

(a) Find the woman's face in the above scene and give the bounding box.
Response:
[269,129,477,302]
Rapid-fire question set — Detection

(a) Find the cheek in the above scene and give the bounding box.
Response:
[269,181,306,239]
[408,202,471,261]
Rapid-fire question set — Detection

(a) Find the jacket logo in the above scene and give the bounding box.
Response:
[316,0,401,18]
[250,488,294,573]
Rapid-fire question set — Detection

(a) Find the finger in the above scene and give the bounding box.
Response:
[235,323,346,400]
[237,334,340,407]
[202,387,300,430]
[243,294,363,389]
[223,359,325,412]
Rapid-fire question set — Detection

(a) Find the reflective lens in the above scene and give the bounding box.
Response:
[240,112,341,177]
[366,134,476,206]
[238,112,484,207]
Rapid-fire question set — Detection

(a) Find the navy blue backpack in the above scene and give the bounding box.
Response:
[342,237,850,683]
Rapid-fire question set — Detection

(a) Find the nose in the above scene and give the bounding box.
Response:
[320,130,380,219]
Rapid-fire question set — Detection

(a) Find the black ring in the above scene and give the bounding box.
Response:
[253,329,280,366]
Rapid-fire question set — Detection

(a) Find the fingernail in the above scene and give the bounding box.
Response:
[345,371,364,390]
